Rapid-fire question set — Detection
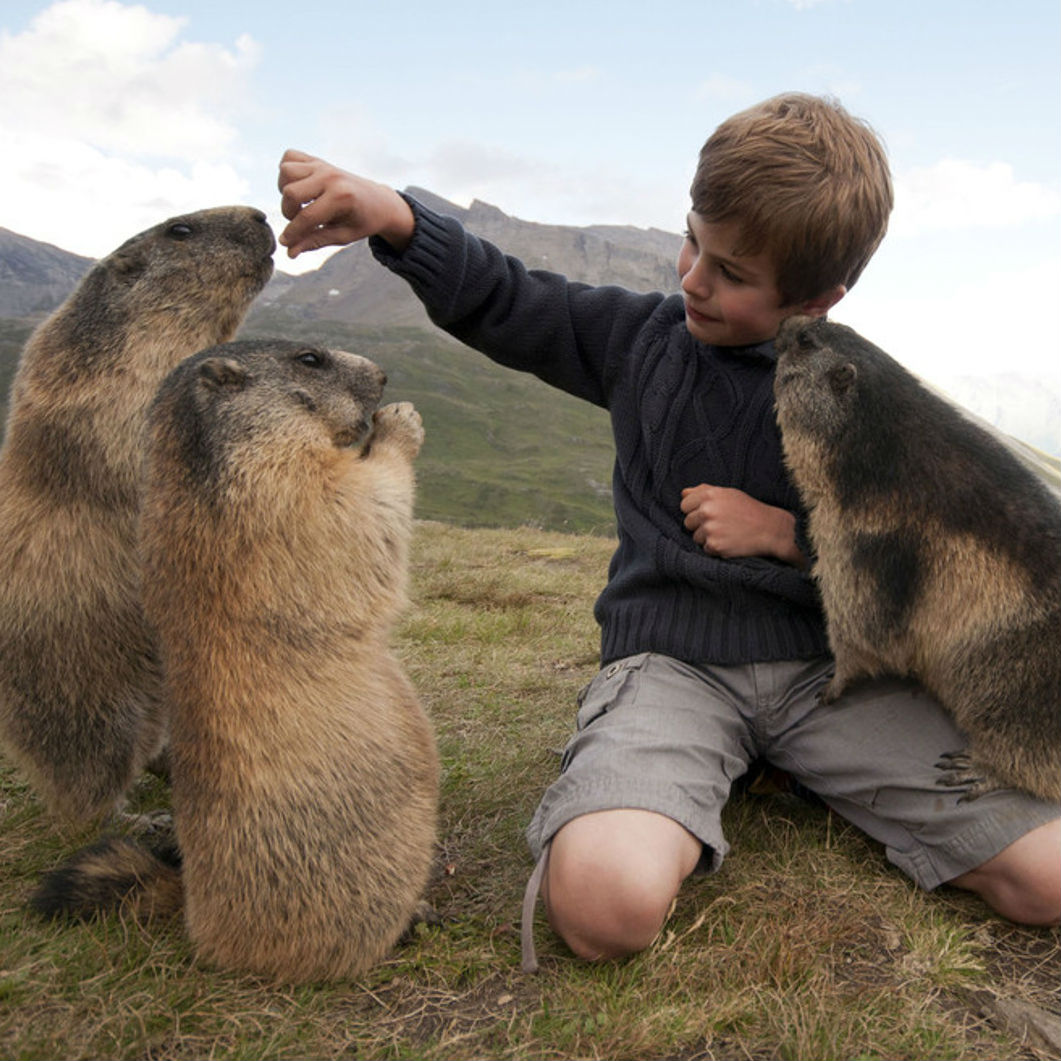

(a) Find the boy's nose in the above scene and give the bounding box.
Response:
[680,260,711,298]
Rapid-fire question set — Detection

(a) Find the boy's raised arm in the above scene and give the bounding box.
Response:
[277,149,415,257]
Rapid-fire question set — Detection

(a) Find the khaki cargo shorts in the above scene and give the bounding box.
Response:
[525,652,1059,889]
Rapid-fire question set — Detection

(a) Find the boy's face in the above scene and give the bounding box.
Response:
[678,213,821,347]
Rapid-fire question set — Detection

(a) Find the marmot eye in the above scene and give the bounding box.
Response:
[296,351,324,367]
[167,222,194,240]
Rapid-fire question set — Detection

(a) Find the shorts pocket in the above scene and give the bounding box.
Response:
[574,653,650,732]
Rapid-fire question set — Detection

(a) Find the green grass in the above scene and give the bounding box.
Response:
[1,521,1058,1060]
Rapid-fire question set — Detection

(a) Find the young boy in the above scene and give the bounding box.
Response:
[277,93,1060,963]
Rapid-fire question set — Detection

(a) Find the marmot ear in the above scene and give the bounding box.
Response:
[829,362,857,396]
[109,247,147,279]
[198,356,249,391]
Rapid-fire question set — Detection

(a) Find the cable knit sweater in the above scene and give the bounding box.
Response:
[371,196,828,665]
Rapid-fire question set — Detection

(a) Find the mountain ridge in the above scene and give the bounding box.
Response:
[1,192,1058,465]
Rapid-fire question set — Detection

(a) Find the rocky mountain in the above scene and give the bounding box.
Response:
[0,187,684,327]
[253,186,683,328]
[0,227,93,317]
[0,192,1057,532]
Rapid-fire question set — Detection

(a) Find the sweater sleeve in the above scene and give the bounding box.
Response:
[369,195,669,409]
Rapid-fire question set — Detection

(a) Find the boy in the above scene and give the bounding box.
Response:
[277,93,1060,963]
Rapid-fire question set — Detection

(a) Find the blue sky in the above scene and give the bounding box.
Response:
[1,0,1059,446]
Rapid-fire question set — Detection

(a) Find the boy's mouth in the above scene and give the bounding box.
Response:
[684,300,720,325]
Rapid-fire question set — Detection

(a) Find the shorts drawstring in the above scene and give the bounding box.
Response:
[520,841,551,973]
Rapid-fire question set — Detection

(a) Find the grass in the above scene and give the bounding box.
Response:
[1,521,1058,1060]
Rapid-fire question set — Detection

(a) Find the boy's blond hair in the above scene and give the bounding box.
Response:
[691,93,893,305]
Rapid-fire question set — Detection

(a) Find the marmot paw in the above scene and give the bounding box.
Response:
[935,751,1000,803]
[372,402,424,457]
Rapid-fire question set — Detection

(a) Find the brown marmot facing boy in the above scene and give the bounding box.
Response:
[773,314,1060,803]
[34,339,439,983]
[0,207,274,823]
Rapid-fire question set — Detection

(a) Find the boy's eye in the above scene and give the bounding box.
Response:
[682,229,697,247]
[719,262,744,283]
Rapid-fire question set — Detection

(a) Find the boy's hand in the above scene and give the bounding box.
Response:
[680,484,805,567]
[276,149,415,258]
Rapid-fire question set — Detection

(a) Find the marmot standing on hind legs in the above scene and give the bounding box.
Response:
[773,314,1060,803]
[34,339,439,984]
[0,207,275,823]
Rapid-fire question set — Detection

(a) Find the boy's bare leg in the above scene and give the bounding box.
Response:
[949,818,1061,925]
[542,808,702,960]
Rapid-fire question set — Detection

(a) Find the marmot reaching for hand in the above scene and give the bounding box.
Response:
[0,207,275,822]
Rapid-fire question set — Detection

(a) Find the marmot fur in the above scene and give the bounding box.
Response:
[0,207,275,821]
[774,314,1060,802]
[34,340,439,983]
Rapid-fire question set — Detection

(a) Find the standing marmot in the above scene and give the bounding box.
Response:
[34,339,439,983]
[0,207,275,822]
[773,314,1060,802]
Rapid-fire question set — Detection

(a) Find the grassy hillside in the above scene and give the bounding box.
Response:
[1,521,1057,1061]
[242,312,618,534]
[0,313,617,535]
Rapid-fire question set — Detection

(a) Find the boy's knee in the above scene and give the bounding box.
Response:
[545,850,676,959]
[541,809,701,960]
[951,818,1061,926]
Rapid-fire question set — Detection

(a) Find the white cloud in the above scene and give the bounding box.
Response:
[891,159,1061,238]
[839,256,1061,383]
[0,128,250,257]
[0,0,260,256]
[0,0,259,159]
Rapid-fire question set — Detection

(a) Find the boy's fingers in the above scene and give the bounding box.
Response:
[281,220,362,256]
[278,170,333,220]
[278,147,317,171]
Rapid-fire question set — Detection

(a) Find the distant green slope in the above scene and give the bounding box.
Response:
[242,313,618,534]
[0,313,617,534]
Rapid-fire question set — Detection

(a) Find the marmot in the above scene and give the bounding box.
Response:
[0,207,275,822]
[773,314,1060,802]
[34,340,439,984]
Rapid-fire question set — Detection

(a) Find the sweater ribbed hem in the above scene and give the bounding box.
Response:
[598,596,829,666]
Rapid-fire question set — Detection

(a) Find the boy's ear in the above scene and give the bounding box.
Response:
[799,283,846,318]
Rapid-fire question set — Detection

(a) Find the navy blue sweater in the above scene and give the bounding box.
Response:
[371,197,828,665]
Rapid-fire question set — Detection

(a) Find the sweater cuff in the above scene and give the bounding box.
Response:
[793,509,817,566]
[369,192,456,299]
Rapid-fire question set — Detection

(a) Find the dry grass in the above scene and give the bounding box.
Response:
[1,520,1057,1060]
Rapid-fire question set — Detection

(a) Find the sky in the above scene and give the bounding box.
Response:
[1,0,1059,447]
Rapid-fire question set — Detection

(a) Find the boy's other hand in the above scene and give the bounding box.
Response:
[680,484,804,566]
[277,150,415,258]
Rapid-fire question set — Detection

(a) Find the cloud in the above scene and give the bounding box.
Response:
[839,254,1061,385]
[1,0,259,159]
[0,128,250,256]
[891,159,1061,238]
[0,0,259,256]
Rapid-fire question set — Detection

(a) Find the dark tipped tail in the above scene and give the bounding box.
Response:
[30,834,183,922]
